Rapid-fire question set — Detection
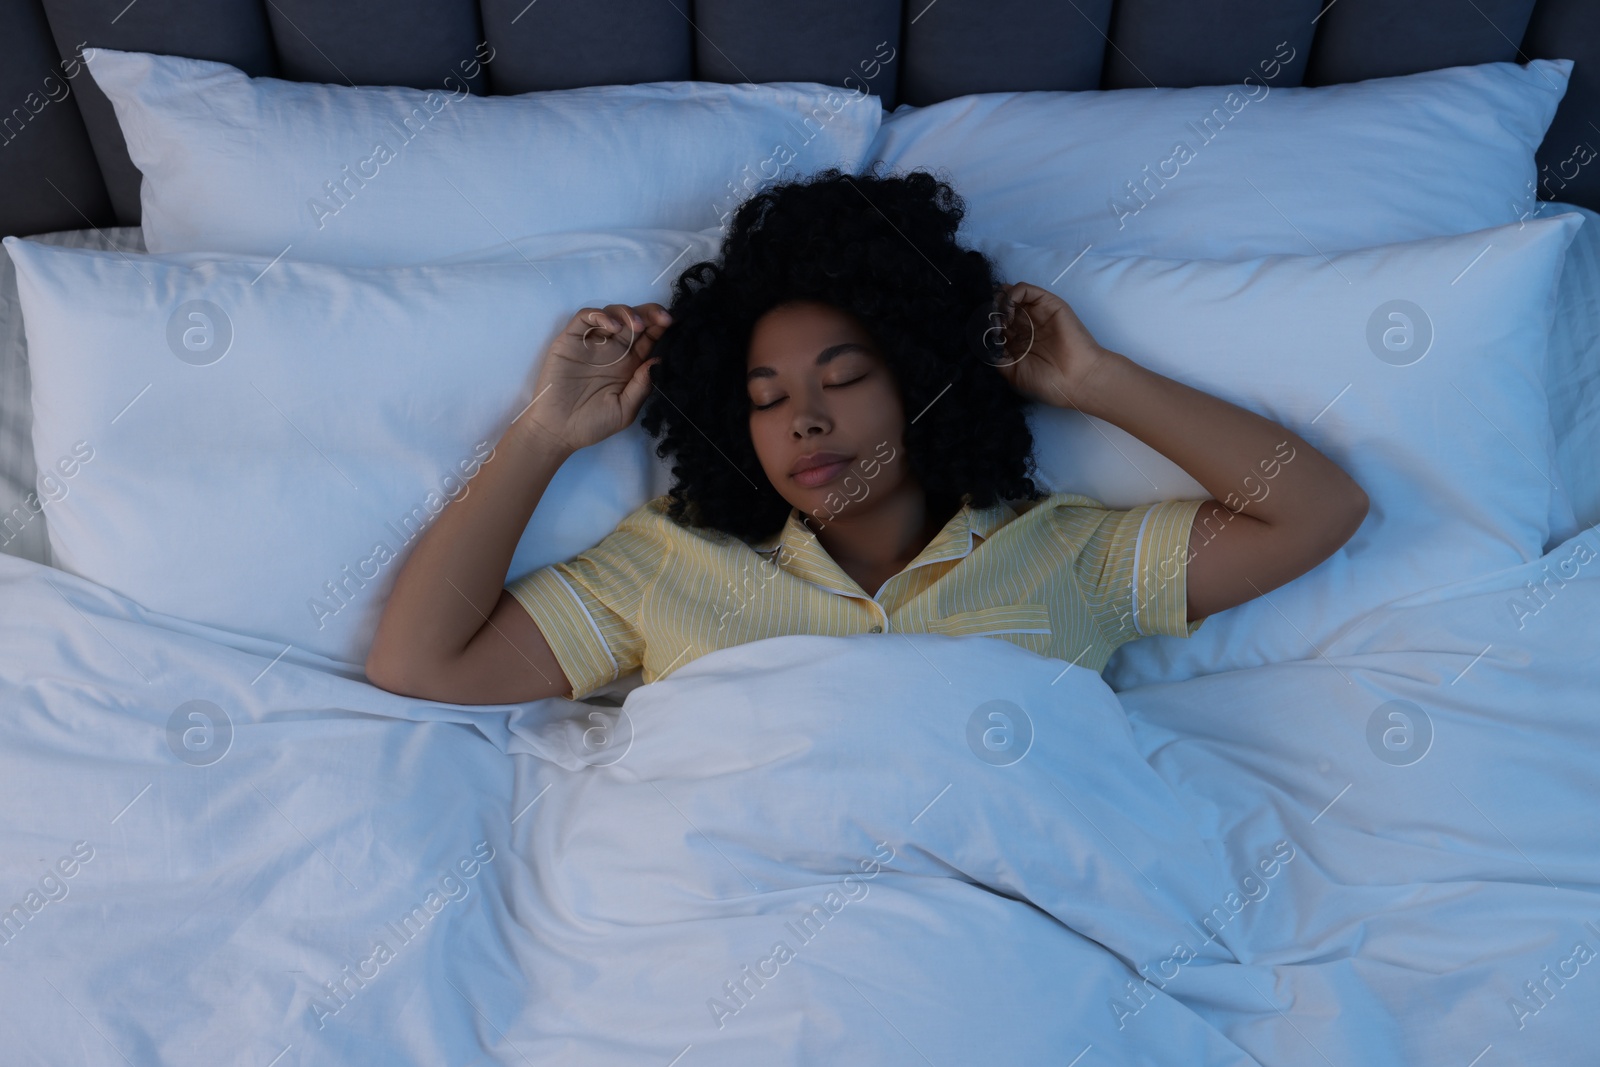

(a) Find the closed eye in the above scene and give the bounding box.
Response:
[751,375,866,411]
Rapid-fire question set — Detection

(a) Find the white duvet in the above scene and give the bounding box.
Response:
[1,527,1597,1065]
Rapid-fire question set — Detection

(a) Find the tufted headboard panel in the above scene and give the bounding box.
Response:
[1,0,1597,239]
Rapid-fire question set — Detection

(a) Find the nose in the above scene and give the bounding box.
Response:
[790,386,833,438]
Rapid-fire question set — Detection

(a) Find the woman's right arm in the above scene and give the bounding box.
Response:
[364,301,673,705]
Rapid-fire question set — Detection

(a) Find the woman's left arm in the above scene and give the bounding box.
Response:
[991,282,1370,623]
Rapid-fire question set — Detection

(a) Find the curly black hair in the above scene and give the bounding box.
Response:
[638,162,1047,544]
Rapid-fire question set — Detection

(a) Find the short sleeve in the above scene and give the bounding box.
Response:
[504,503,669,701]
[1057,496,1208,651]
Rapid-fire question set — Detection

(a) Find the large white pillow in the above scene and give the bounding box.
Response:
[871,59,1571,260]
[4,228,722,665]
[1539,201,1600,532]
[83,47,881,266]
[973,212,1584,690]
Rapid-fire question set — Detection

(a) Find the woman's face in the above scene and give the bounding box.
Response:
[746,300,915,523]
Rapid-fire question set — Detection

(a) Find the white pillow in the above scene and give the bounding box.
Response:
[4,228,722,664]
[1540,201,1600,532]
[83,47,881,266]
[973,212,1584,690]
[871,59,1571,260]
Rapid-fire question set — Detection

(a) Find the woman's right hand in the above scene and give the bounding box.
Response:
[518,302,674,452]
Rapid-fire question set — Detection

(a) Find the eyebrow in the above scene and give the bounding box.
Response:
[746,342,870,382]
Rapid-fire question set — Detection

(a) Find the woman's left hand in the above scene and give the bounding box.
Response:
[987,282,1111,409]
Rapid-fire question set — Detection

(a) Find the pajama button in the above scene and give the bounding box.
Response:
[869,624,883,633]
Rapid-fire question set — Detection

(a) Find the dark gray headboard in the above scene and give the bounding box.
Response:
[3,0,1597,240]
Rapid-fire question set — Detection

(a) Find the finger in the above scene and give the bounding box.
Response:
[604,303,643,334]
[576,305,633,336]
[629,331,658,362]
[1006,283,1049,313]
[575,307,619,335]
[1004,286,1044,329]
[624,305,673,346]
[643,308,673,336]
[619,356,660,417]
[995,286,1017,324]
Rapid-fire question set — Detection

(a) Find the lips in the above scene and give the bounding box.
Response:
[790,452,854,488]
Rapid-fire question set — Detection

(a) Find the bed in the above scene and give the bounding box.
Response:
[2,2,1599,1064]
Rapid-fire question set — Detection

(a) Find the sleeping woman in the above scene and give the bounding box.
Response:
[363,166,1368,705]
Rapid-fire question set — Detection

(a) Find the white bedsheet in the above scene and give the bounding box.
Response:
[1,525,1596,1064]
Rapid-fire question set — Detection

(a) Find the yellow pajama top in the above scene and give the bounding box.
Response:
[505,491,1209,701]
